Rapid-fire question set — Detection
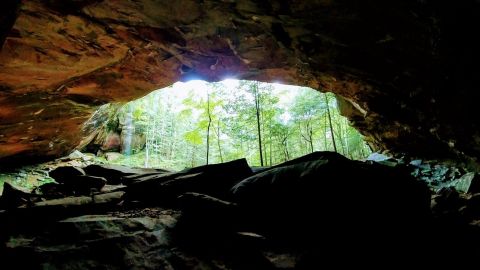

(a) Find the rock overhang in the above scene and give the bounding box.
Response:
[0,0,479,167]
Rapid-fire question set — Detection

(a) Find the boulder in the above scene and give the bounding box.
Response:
[231,151,431,253]
[65,175,107,195]
[31,191,125,210]
[83,164,170,185]
[0,182,34,209]
[174,192,239,242]
[454,172,480,193]
[177,192,238,213]
[174,158,254,196]
[1,213,179,269]
[49,166,85,183]
[126,158,253,204]
[101,132,121,152]
[0,208,275,269]
[36,182,72,198]
[104,152,123,161]
[431,187,464,216]
[366,152,399,167]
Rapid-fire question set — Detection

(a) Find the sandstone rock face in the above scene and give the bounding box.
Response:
[0,0,479,165]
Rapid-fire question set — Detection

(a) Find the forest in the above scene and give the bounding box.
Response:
[94,80,371,170]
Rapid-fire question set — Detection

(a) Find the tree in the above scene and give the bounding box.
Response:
[214,120,224,162]
[253,82,264,166]
[225,80,266,166]
[100,80,371,170]
[270,120,291,162]
[324,92,338,153]
[291,88,324,153]
[206,88,212,164]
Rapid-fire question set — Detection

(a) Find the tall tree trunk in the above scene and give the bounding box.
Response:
[145,143,150,167]
[269,131,272,166]
[152,111,159,166]
[157,109,162,157]
[261,110,266,165]
[206,89,212,165]
[323,113,328,150]
[215,120,224,163]
[169,118,176,160]
[145,135,149,167]
[158,110,164,156]
[298,123,306,155]
[191,145,196,167]
[254,82,264,166]
[325,93,338,153]
[309,127,314,153]
[306,120,314,153]
[343,118,351,158]
[301,123,314,153]
[335,117,346,155]
[144,111,151,168]
[145,120,151,168]
[282,135,290,161]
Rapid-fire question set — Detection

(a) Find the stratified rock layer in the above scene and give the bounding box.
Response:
[0,0,479,165]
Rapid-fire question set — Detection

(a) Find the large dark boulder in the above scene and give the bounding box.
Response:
[83,164,170,185]
[231,152,431,258]
[173,158,254,198]
[126,159,253,204]
[49,166,108,195]
[65,175,107,195]
[0,182,34,209]
[49,166,86,183]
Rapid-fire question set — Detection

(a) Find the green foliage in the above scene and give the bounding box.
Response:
[100,80,371,170]
[0,171,55,194]
[184,129,203,145]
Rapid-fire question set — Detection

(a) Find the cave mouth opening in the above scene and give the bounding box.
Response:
[80,79,371,171]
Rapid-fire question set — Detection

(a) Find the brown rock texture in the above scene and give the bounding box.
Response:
[0,0,479,165]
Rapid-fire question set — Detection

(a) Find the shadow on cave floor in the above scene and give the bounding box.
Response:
[1,151,480,268]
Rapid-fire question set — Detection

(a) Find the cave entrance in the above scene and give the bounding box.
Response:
[80,80,371,170]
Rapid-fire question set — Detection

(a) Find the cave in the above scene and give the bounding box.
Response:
[1,0,480,268]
